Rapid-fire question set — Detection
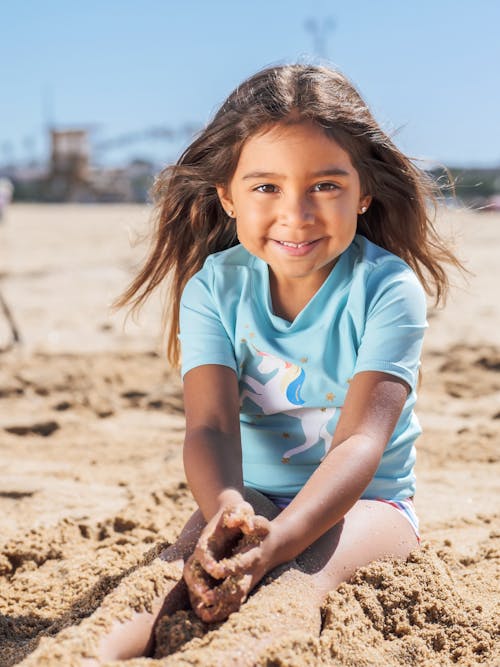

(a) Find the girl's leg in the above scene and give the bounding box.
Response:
[87,495,417,665]
[84,489,281,665]
[296,498,420,596]
[168,498,418,667]
[82,510,206,664]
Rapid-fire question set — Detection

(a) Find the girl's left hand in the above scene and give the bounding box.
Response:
[183,503,275,622]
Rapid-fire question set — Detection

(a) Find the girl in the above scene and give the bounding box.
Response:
[87,64,461,663]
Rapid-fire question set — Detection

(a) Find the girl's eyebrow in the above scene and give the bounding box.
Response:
[241,167,351,180]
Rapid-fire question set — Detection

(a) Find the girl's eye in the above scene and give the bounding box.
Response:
[312,182,339,192]
[255,184,279,193]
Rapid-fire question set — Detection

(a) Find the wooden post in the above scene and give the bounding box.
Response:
[0,290,21,351]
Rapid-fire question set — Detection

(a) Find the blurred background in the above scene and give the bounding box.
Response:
[1,0,499,209]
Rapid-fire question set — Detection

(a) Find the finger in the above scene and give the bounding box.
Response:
[183,558,214,601]
[195,510,248,575]
[190,541,221,576]
[194,536,238,579]
[223,508,270,539]
[200,527,270,580]
[202,547,258,579]
[249,514,271,538]
[201,523,270,579]
[201,509,243,560]
[191,574,251,623]
[221,503,255,532]
[183,556,239,609]
[194,507,270,580]
[194,595,240,623]
[206,522,241,559]
[198,540,256,579]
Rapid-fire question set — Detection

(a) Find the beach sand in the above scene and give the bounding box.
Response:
[0,204,498,666]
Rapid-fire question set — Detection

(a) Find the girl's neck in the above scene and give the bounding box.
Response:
[268,270,331,322]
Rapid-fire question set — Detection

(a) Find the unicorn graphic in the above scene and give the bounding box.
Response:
[240,347,306,413]
[240,347,336,462]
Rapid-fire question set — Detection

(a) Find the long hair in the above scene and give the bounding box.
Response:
[115,64,463,367]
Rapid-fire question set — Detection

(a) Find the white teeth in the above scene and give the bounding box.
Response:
[279,240,311,248]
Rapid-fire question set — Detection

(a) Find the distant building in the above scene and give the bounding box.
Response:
[4,128,156,203]
[46,129,90,201]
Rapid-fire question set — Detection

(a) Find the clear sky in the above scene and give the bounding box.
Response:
[2,0,499,168]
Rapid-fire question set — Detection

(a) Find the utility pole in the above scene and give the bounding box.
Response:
[304,16,335,59]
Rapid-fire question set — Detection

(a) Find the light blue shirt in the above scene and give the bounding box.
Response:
[179,235,427,500]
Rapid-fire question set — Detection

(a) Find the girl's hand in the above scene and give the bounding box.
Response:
[183,503,274,622]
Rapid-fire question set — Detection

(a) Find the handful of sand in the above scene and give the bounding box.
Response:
[183,504,271,623]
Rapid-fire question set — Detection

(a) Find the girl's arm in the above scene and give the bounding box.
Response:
[182,364,275,622]
[182,366,408,622]
[182,364,244,521]
[268,370,409,567]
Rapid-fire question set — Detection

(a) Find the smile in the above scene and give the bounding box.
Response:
[277,240,316,248]
[271,238,322,257]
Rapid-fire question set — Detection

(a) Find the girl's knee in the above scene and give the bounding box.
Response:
[308,567,346,598]
[159,509,206,562]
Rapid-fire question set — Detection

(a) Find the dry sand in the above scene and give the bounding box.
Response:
[0,203,498,666]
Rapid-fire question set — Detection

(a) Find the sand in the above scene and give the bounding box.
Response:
[0,204,498,666]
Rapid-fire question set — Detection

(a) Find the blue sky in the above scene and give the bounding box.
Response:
[2,1,499,168]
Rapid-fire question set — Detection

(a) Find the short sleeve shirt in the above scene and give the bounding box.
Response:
[179,235,427,500]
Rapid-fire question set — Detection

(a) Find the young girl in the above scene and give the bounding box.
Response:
[86,64,461,663]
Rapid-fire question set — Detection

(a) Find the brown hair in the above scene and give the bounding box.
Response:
[115,64,463,367]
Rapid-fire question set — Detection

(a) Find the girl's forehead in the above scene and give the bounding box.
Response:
[235,121,355,171]
[250,120,330,144]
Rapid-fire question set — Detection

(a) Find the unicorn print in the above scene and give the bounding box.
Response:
[240,347,336,463]
[240,347,306,413]
[280,406,336,463]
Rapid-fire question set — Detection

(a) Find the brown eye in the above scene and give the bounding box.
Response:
[255,184,279,193]
[314,182,338,192]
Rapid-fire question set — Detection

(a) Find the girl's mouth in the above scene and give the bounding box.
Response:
[278,240,313,248]
[272,238,322,256]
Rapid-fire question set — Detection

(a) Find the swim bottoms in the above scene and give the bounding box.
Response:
[264,494,420,541]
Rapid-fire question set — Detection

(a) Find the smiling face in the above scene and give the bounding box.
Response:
[216,121,371,312]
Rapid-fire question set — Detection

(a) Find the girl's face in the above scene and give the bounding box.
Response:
[217,121,371,300]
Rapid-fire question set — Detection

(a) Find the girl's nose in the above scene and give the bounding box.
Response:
[278,194,315,227]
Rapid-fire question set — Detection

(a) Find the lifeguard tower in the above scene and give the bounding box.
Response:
[46,129,91,201]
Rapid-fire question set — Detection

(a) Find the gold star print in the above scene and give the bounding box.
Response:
[240,338,247,344]
[320,407,327,412]
[249,332,255,338]
[300,357,308,363]
[282,432,290,439]
[347,377,353,384]
[326,392,335,402]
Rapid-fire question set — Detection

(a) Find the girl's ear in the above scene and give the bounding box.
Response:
[359,195,373,214]
[216,185,234,217]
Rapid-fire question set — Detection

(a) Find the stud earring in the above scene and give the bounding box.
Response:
[227,210,234,217]
[360,206,367,214]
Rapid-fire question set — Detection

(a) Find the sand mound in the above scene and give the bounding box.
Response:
[320,547,499,667]
[3,541,497,666]
[150,546,500,666]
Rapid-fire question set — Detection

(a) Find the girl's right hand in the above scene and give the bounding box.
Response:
[183,503,272,622]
